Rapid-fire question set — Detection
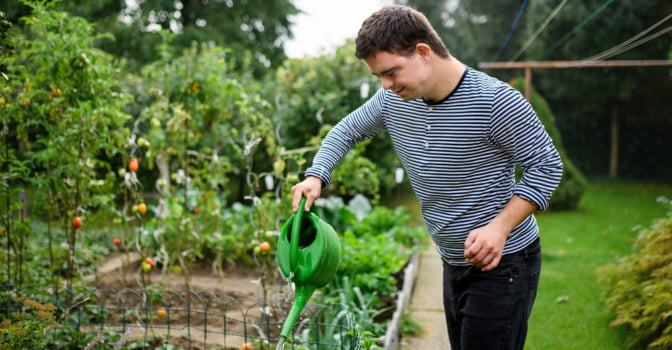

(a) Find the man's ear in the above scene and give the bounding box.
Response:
[415,43,432,61]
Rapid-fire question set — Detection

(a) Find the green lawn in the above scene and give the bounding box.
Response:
[527,182,672,350]
[386,181,672,350]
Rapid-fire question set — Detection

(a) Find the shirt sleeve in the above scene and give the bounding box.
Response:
[489,85,564,211]
[304,88,388,187]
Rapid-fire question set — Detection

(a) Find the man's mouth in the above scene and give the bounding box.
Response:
[394,87,404,95]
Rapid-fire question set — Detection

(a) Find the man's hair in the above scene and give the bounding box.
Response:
[355,5,450,59]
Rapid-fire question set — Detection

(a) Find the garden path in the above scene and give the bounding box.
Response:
[399,242,451,349]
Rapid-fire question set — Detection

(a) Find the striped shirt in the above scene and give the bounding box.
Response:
[305,67,563,265]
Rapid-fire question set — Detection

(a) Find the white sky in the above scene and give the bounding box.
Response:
[285,0,394,58]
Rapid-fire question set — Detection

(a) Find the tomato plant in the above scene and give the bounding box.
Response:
[1,4,130,290]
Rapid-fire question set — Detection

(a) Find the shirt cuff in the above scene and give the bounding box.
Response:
[513,183,548,212]
[304,166,331,189]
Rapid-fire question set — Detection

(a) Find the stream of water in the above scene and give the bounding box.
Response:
[275,338,286,350]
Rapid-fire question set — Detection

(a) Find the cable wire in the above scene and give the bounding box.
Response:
[489,0,529,63]
[582,12,672,62]
[583,24,672,62]
[508,0,568,61]
[541,0,618,59]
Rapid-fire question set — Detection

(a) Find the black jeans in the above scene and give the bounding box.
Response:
[442,238,541,350]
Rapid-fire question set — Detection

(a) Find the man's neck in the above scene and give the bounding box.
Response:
[424,56,466,103]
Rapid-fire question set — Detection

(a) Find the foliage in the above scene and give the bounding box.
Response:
[311,197,425,337]
[1,1,130,290]
[400,0,529,72]
[2,0,300,74]
[0,297,58,349]
[271,42,401,197]
[509,77,587,211]
[598,197,672,349]
[400,0,672,181]
[524,0,672,180]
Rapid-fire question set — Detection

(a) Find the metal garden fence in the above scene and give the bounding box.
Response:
[1,284,362,350]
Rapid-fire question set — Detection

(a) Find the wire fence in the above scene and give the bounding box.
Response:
[1,284,362,350]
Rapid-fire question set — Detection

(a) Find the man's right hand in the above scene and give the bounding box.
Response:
[291,176,322,212]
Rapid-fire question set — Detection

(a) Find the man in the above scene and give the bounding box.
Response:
[291,5,563,350]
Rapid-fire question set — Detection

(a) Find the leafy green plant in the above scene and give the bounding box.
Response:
[307,197,425,338]
[598,196,672,349]
[127,42,279,289]
[270,41,401,197]
[1,1,130,291]
[0,297,58,349]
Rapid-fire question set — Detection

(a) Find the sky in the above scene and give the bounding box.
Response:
[285,0,394,58]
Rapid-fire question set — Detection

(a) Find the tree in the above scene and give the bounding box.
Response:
[524,0,672,180]
[397,0,530,75]
[5,0,300,74]
[397,0,672,181]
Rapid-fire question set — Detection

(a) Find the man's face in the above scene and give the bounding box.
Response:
[364,49,429,101]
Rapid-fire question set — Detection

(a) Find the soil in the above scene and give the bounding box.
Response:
[87,254,291,350]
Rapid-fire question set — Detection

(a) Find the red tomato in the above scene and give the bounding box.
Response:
[73,216,82,228]
[144,257,154,266]
[113,238,121,246]
[129,158,139,172]
[259,242,270,252]
[194,207,202,214]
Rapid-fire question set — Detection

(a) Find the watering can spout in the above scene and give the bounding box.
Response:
[280,283,316,339]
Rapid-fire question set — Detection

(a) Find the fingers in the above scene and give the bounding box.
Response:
[291,176,322,212]
[464,234,502,271]
[480,255,502,272]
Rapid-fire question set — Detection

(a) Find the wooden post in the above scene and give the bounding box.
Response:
[609,105,619,177]
[524,66,532,101]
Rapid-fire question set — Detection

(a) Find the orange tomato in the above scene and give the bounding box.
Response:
[144,257,154,266]
[128,158,139,172]
[194,207,202,214]
[138,203,147,215]
[157,309,167,318]
[73,216,82,228]
[241,343,252,350]
[259,242,270,252]
[113,238,121,246]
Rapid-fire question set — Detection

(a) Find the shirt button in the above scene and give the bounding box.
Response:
[428,106,433,111]
[424,142,429,149]
[426,125,431,130]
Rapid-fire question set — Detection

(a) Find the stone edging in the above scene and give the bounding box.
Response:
[383,251,421,350]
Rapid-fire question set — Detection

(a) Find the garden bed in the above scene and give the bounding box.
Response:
[76,248,422,349]
[84,255,287,349]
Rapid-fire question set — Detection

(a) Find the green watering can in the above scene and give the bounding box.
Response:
[277,197,341,340]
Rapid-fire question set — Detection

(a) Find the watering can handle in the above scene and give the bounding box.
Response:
[289,197,306,273]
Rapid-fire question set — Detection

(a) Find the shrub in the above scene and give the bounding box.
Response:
[598,197,672,349]
[510,78,587,211]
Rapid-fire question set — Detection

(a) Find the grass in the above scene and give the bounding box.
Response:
[385,181,672,350]
[527,182,671,350]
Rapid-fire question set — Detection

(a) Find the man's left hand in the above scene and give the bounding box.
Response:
[464,224,508,271]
